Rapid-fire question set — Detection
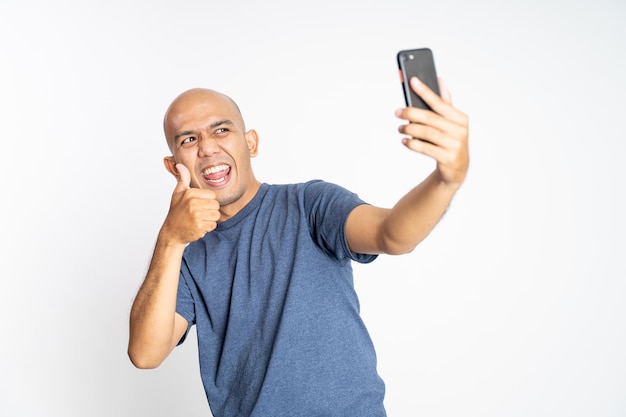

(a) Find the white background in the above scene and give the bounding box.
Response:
[1,0,625,416]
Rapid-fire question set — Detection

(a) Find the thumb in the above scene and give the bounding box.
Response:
[174,163,191,192]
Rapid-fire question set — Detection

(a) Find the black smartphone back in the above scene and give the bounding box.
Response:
[397,48,440,110]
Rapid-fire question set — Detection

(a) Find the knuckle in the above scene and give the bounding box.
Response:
[188,199,200,212]
[406,125,422,139]
[422,111,438,125]
[419,126,440,143]
[431,128,444,143]
[405,107,418,119]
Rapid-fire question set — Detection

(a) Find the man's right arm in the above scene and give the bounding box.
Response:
[128,238,189,369]
[128,163,220,368]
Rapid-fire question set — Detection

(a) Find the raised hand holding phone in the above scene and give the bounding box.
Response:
[397,48,440,110]
[161,163,221,245]
[396,49,469,188]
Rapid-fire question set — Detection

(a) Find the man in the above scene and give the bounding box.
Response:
[128,76,469,416]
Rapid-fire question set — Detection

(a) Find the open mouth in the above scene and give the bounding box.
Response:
[202,164,231,186]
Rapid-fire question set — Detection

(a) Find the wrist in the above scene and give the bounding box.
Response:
[432,169,465,192]
[156,226,189,251]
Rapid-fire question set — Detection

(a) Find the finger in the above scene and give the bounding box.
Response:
[401,137,446,162]
[410,76,449,113]
[189,194,220,212]
[174,163,191,193]
[397,106,457,134]
[399,113,467,144]
[399,123,455,149]
[410,77,466,125]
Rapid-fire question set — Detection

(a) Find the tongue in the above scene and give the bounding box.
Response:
[206,167,230,181]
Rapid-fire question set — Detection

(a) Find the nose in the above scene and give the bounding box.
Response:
[198,136,219,157]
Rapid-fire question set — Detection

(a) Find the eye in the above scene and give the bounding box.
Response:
[180,136,197,147]
[214,127,230,136]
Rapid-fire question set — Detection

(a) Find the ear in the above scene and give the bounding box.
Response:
[245,129,259,158]
[163,156,179,178]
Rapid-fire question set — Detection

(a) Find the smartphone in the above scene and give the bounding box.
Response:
[397,48,440,110]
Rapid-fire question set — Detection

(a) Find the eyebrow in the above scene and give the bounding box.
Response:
[174,119,235,142]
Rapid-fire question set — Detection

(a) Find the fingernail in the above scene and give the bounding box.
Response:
[395,109,403,117]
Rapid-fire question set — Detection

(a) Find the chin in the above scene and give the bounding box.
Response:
[216,189,243,207]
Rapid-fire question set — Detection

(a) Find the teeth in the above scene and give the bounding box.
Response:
[203,164,229,175]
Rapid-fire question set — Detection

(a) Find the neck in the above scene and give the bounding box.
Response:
[218,179,262,222]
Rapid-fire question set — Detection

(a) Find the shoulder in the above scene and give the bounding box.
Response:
[261,180,348,201]
[257,180,365,219]
[300,179,355,197]
[299,180,364,205]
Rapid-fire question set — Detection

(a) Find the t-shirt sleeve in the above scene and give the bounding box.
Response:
[175,257,196,345]
[303,180,378,264]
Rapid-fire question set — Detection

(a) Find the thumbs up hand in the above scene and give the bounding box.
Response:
[173,162,193,194]
[160,163,221,245]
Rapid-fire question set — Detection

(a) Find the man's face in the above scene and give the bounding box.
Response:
[164,90,259,218]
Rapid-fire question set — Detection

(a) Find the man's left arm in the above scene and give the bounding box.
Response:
[346,76,469,255]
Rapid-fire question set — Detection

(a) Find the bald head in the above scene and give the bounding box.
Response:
[163,88,245,151]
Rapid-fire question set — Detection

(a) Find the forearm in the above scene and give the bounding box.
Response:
[380,169,460,254]
[381,74,468,255]
[128,233,186,368]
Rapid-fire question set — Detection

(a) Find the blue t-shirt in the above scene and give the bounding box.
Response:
[176,180,386,417]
